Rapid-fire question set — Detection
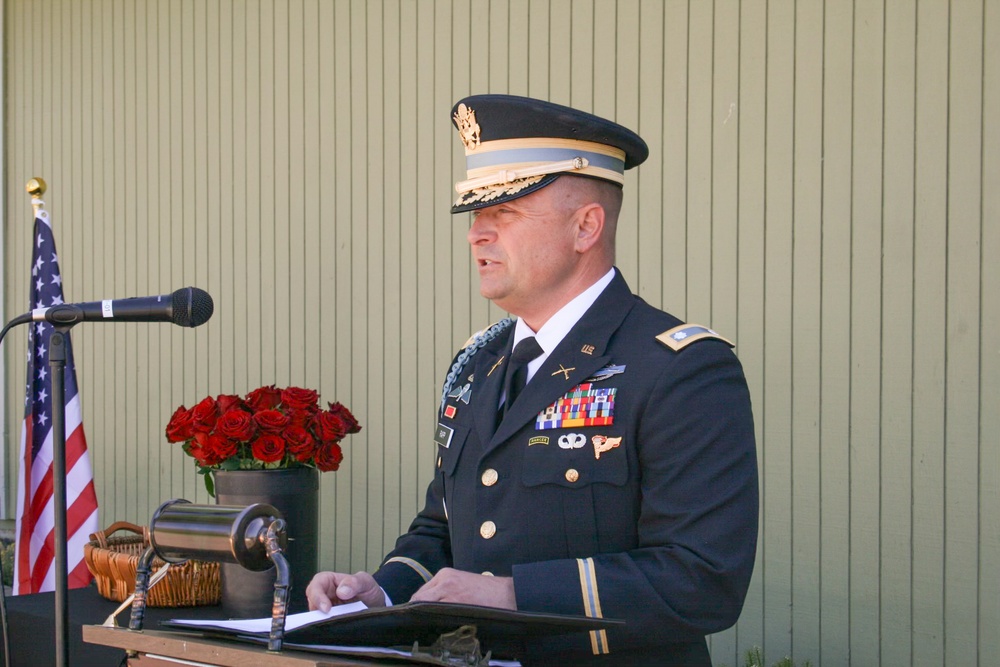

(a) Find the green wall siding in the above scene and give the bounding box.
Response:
[2,1,997,665]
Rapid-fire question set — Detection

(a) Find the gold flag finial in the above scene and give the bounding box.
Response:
[27,177,47,215]
[26,177,47,198]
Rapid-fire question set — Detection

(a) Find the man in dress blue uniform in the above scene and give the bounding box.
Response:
[308,95,759,666]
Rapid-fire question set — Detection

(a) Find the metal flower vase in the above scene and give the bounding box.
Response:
[213,466,319,618]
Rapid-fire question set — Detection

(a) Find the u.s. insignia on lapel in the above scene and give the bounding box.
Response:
[535,383,616,430]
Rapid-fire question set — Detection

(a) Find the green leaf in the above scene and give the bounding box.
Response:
[203,471,216,498]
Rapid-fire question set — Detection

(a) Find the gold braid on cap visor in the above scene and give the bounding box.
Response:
[454,138,627,195]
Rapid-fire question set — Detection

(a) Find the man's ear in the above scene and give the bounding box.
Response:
[573,202,606,253]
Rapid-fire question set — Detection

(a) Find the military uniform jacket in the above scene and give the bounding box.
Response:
[374,271,759,666]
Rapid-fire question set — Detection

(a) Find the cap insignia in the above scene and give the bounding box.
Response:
[453,103,481,150]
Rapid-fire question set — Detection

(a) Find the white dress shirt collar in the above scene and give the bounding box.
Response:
[511,267,616,382]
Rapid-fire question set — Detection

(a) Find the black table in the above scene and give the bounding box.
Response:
[0,585,225,666]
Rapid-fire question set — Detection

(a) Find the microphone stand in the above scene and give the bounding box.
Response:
[49,328,72,667]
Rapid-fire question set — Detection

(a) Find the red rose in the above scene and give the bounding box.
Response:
[281,387,319,410]
[188,432,221,466]
[165,406,195,442]
[328,402,361,434]
[314,441,344,471]
[314,411,348,441]
[208,434,238,461]
[251,434,286,463]
[284,426,316,462]
[245,385,282,412]
[217,409,256,441]
[191,397,219,433]
[253,409,290,434]
[287,408,313,429]
[216,394,244,414]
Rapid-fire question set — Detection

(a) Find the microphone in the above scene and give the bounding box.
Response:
[29,287,214,328]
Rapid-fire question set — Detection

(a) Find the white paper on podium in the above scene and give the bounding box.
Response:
[168,600,368,634]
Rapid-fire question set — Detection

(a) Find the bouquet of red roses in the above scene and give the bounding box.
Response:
[165,385,361,495]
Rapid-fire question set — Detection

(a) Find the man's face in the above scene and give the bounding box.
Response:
[466,180,584,319]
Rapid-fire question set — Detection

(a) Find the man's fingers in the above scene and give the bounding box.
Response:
[306,571,387,610]
[305,572,339,612]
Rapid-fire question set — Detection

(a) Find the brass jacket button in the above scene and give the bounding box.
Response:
[482,571,494,577]
[480,521,497,539]
[437,456,443,468]
[565,468,580,483]
[481,468,499,486]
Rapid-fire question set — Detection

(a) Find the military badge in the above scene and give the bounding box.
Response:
[448,382,472,404]
[443,405,457,419]
[558,433,587,449]
[528,436,550,446]
[551,364,576,380]
[585,364,626,383]
[535,383,616,430]
[592,435,622,459]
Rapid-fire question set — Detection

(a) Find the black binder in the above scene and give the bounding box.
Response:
[163,601,622,661]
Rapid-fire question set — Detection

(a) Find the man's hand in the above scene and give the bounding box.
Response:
[306,571,387,612]
[410,568,516,610]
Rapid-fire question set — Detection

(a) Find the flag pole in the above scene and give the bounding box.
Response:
[28,178,71,667]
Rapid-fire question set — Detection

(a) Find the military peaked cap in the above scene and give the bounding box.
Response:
[450,94,649,213]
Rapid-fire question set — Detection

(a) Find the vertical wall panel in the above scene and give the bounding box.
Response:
[819,2,854,665]
[944,4,985,665]
[790,1,824,663]
[762,0,795,662]
[880,2,917,666]
[3,2,998,665]
[979,6,1000,665]
[660,0,689,317]
[912,1,950,664]
[849,2,884,665]
[733,0,767,656]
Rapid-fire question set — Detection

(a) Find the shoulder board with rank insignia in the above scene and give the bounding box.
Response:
[656,323,734,351]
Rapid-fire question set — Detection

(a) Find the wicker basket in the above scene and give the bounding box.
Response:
[83,521,220,607]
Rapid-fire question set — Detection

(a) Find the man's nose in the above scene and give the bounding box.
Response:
[467,214,494,245]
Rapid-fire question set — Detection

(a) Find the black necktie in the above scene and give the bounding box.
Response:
[501,336,544,418]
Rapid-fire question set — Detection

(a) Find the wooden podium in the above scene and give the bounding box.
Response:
[83,626,395,666]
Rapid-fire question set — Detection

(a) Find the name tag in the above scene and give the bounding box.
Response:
[434,423,454,449]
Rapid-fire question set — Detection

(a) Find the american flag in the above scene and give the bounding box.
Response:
[13,202,100,595]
